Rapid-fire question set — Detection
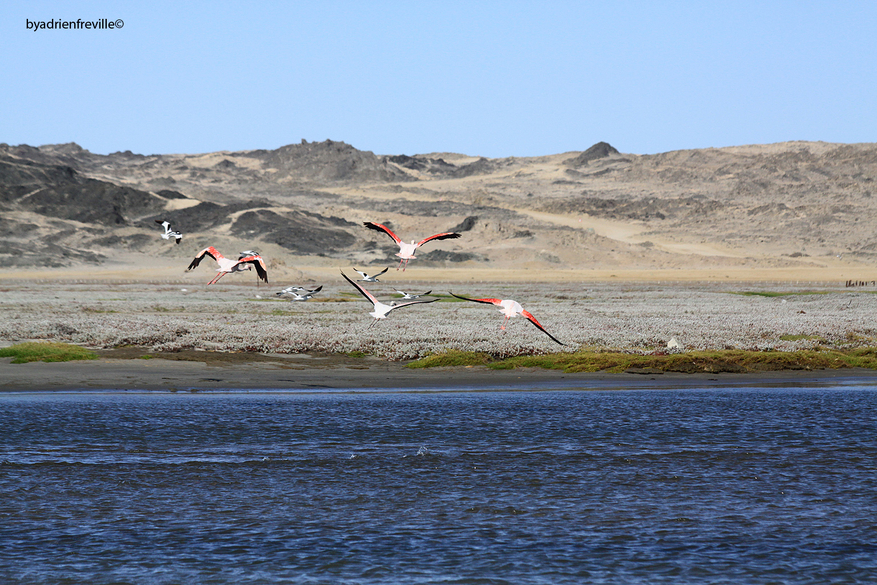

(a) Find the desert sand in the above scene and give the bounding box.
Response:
[0,259,867,285]
[3,140,877,279]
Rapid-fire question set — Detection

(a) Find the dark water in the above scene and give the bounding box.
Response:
[2,386,876,584]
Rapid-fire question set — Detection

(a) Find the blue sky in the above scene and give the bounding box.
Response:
[2,1,875,157]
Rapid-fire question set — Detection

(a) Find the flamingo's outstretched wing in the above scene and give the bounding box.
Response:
[187,246,221,271]
[521,310,565,346]
[449,292,503,306]
[417,232,461,247]
[386,298,437,313]
[239,255,269,283]
[341,271,379,305]
[364,222,401,244]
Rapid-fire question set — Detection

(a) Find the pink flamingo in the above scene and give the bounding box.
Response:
[186,247,268,285]
[363,222,461,270]
[449,292,565,345]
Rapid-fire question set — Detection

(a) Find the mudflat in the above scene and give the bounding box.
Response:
[3,348,876,393]
[2,272,876,391]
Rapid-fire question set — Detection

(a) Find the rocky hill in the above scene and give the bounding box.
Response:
[1,138,876,274]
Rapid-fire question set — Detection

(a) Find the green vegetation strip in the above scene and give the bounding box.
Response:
[408,348,877,374]
[0,342,99,364]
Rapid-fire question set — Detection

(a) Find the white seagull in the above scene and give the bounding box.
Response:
[155,220,182,244]
[449,292,565,345]
[186,246,268,285]
[363,222,462,271]
[395,289,432,299]
[341,271,436,327]
[287,286,323,302]
[277,285,322,297]
[353,267,389,282]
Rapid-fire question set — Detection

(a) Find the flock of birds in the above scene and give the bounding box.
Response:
[157,218,565,345]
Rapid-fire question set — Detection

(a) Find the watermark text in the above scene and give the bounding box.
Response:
[26,18,124,32]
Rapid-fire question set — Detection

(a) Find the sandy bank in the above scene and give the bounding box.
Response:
[0,264,870,284]
[2,351,876,393]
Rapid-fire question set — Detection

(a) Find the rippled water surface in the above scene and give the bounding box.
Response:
[2,386,877,584]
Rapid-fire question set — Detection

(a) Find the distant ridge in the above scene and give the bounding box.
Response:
[251,139,413,184]
[566,142,620,166]
[3,139,877,272]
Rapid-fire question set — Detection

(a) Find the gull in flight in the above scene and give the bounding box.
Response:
[353,267,389,282]
[363,221,462,271]
[155,220,182,244]
[277,285,322,297]
[341,271,436,327]
[186,247,268,285]
[395,289,432,299]
[449,292,565,345]
[286,286,323,302]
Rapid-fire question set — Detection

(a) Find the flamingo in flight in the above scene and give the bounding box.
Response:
[353,267,389,282]
[186,247,268,285]
[363,222,461,270]
[341,271,436,327]
[155,220,182,244]
[449,292,565,345]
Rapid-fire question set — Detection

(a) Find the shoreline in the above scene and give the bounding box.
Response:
[4,279,877,390]
[3,351,877,393]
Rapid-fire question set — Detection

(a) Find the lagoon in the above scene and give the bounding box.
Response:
[2,385,876,584]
